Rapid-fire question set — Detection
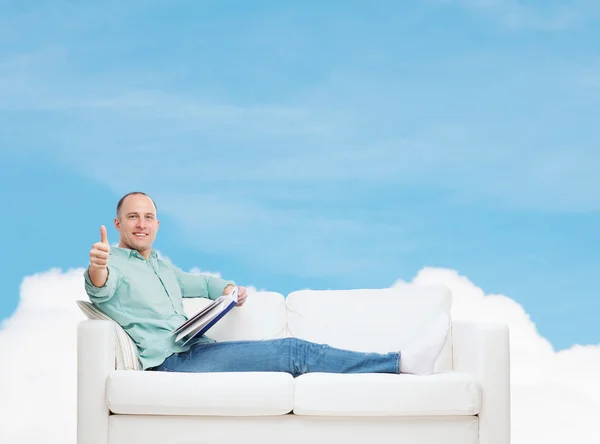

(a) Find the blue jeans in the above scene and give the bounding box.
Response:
[150,338,401,376]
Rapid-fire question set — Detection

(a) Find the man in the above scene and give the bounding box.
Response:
[84,191,450,376]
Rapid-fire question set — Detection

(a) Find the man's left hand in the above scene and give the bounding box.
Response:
[236,286,248,306]
[224,284,248,306]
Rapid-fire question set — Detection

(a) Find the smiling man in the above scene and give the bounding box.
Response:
[84,191,450,376]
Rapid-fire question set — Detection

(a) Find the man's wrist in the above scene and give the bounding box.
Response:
[223,284,235,294]
[88,265,109,288]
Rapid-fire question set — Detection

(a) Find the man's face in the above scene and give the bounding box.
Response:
[114,194,159,255]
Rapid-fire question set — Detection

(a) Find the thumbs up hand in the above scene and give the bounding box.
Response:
[100,225,109,245]
[90,225,111,270]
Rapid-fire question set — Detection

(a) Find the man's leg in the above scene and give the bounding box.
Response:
[153,337,400,376]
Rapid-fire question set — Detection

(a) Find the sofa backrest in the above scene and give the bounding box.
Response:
[285,285,454,372]
[181,285,454,372]
[182,291,288,341]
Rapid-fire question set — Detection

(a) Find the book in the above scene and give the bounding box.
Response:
[171,286,239,346]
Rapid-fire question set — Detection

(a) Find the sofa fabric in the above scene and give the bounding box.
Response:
[107,415,480,444]
[76,300,141,371]
[181,291,288,342]
[285,285,454,372]
[293,371,481,416]
[106,370,295,416]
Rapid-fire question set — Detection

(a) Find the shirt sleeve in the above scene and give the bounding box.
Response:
[172,267,235,300]
[83,265,121,303]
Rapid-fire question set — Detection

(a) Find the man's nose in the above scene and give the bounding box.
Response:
[136,218,147,228]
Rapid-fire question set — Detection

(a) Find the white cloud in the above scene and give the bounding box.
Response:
[0,268,85,444]
[0,266,599,443]
[394,267,600,441]
[188,266,223,277]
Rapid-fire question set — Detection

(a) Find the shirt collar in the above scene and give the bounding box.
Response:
[111,246,158,261]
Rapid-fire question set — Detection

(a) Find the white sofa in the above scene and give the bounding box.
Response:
[77,284,510,444]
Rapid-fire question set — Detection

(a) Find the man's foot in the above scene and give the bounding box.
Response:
[399,314,450,375]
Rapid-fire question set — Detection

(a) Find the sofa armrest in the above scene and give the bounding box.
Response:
[452,321,510,444]
[77,320,115,444]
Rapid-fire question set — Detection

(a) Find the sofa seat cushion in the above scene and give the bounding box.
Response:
[106,371,295,416]
[293,371,480,416]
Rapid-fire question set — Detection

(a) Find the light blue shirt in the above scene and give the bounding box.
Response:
[83,247,235,370]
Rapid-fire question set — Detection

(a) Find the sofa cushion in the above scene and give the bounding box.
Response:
[106,371,295,416]
[285,285,453,372]
[182,291,288,341]
[293,371,480,416]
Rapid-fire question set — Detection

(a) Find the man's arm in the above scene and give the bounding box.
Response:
[172,267,236,301]
[83,265,121,303]
[84,225,120,303]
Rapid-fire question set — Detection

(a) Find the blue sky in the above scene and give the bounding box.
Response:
[1,0,599,350]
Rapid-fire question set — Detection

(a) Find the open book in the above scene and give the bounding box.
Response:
[171,287,239,346]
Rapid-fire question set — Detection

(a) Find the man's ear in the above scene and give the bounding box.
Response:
[114,217,120,230]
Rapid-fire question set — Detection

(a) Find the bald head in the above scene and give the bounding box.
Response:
[116,192,157,218]
[114,192,160,259]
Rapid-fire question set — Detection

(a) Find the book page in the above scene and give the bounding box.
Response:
[171,288,239,342]
[174,298,229,342]
[172,297,224,334]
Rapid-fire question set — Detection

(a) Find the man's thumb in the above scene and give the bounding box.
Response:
[100,225,109,244]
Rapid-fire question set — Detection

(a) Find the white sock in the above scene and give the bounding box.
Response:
[400,314,450,375]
